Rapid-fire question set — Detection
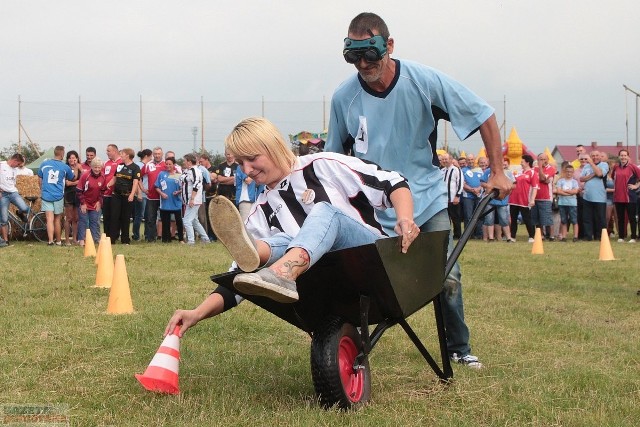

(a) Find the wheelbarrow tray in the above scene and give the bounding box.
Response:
[211,230,448,333]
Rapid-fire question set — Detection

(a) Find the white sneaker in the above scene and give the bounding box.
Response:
[450,353,483,369]
[629,239,636,243]
[528,237,535,243]
[618,239,624,243]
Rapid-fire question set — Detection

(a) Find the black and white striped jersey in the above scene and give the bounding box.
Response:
[245,152,409,239]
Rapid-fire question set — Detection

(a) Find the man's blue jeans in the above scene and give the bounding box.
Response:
[0,191,30,225]
[132,196,146,241]
[462,196,482,237]
[420,208,471,357]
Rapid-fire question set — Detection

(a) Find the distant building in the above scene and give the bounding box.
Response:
[551,141,637,166]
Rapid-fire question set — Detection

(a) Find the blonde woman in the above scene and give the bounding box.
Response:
[166,117,418,337]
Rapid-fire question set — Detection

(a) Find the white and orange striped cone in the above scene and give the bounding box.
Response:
[135,326,181,395]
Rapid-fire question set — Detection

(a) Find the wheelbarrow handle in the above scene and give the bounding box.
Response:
[444,190,498,278]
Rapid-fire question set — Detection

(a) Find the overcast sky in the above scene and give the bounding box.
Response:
[2,0,639,159]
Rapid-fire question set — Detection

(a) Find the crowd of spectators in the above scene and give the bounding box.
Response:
[439,146,640,244]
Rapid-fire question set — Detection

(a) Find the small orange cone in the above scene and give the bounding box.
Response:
[531,228,544,255]
[107,254,134,314]
[84,229,97,257]
[135,326,181,395]
[95,234,106,266]
[599,229,615,261]
[93,237,114,288]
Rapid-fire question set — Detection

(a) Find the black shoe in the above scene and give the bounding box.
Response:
[17,210,28,223]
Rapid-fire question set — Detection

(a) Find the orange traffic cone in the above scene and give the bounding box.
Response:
[599,229,615,261]
[531,228,544,255]
[95,234,106,266]
[107,254,134,314]
[135,326,181,395]
[84,229,97,257]
[93,236,114,288]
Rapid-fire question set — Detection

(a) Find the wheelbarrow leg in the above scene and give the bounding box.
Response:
[433,294,453,379]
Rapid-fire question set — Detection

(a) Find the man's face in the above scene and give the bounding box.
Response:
[478,158,488,170]
[458,158,467,168]
[8,159,24,168]
[225,151,235,163]
[198,158,210,168]
[590,152,600,163]
[106,146,118,160]
[85,151,96,163]
[576,146,586,156]
[537,155,548,167]
[467,155,475,166]
[153,149,163,163]
[564,167,574,178]
[347,30,394,85]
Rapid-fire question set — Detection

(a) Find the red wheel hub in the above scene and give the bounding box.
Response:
[338,336,364,402]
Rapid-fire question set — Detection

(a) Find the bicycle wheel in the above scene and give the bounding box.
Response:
[30,212,49,242]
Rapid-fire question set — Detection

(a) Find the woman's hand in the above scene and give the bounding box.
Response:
[164,309,202,338]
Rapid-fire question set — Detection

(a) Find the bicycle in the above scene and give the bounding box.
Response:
[6,196,49,242]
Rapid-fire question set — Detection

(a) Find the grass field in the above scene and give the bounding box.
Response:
[1,237,638,426]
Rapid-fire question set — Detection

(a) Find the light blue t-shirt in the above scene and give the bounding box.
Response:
[556,178,579,207]
[326,59,494,233]
[38,159,74,202]
[581,162,609,203]
[155,171,182,211]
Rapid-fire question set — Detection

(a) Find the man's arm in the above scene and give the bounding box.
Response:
[478,114,513,199]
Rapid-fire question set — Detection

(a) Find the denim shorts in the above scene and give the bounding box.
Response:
[483,204,509,227]
[532,200,553,226]
[559,205,577,224]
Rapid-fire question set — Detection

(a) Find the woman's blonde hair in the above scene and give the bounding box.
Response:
[225,117,296,173]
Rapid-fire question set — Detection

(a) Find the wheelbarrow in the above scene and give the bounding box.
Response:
[210,193,496,409]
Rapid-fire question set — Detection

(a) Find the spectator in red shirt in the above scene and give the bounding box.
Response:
[102,144,123,239]
[612,149,640,242]
[509,155,539,242]
[77,157,105,246]
[140,147,166,242]
[532,153,556,240]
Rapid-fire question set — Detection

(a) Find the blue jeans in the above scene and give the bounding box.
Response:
[132,197,146,240]
[144,199,160,242]
[78,209,101,243]
[183,204,209,243]
[420,209,470,357]
[260,202,381,267]
[461,197,482,237]
[0,191,30,225]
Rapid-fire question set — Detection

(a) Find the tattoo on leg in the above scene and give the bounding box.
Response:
[272,250,310,280]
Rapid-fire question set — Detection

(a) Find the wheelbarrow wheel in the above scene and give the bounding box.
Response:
[310,316,371,409]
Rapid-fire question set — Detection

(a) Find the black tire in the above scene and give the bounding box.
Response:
[310,316,371,409]
[30,212,48,243]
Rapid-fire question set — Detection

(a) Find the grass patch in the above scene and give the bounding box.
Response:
[1,239,639,426]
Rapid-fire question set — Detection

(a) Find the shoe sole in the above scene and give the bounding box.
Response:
[233,273,299,303]
[209,196,260,272]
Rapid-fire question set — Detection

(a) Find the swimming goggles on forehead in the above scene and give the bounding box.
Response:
[343,35,388,64]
